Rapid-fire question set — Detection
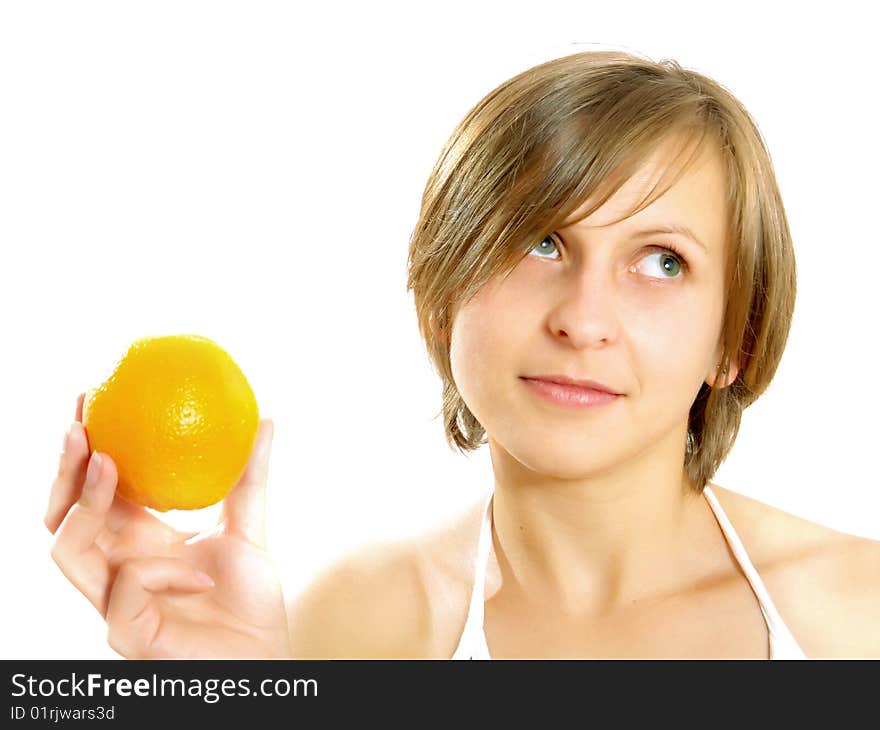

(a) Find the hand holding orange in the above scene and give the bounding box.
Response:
[82,334,261,511]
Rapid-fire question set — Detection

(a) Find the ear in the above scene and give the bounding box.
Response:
[706,347,740,389]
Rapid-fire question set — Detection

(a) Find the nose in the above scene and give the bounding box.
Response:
[546,266,621,349]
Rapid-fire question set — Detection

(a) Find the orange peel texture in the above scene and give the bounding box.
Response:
[82,334,260,511]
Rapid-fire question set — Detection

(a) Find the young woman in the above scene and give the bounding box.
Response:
[45,50,880,659]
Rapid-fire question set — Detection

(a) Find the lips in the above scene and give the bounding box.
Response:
[521,374,622,395]
[520,376,623,408]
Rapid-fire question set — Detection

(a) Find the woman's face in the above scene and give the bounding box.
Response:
[448,139,733,479]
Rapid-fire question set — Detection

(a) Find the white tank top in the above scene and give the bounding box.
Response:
[451,485,808,659]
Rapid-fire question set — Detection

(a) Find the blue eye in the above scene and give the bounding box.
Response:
[529,235,561,260]
[643,251,683,278]
[527,234,688,280]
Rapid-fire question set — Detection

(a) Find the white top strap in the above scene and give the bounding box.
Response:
[702,486,805,658]
[452,486,806,659]
[450,490,494,659]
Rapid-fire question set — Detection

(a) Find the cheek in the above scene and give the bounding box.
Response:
[450,284,527,413]
[628,290,721,399]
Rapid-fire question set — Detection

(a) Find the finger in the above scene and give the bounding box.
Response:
[220,418,274,549]
[46,392,91,532]
[46,419,184,548]
[105,557,214,657]
[50,450,117,616]
[45,421,89,534]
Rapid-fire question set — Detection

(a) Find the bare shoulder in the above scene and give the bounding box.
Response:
[709,483,880,658]
[286,496,488,660]
[286,537,434,659]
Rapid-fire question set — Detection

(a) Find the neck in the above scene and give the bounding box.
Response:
[487,423,719,617]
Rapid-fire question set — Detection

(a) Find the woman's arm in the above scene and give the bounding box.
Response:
[287,542,433,659]
[834,537,880,658]
[773,533,880,659]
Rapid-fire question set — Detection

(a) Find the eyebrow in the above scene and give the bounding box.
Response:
[631,224,708,253]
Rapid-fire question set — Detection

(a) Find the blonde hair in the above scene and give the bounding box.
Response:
[405,50,797,494]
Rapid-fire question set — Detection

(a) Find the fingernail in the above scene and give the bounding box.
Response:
[68,422,80,449]
[84,451,103,490]
[260,423,273,458]
[61,426,71,454]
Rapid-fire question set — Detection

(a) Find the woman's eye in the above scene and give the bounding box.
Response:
[528,235,686,280]
[632,250,685,280]
[528,235,561,260]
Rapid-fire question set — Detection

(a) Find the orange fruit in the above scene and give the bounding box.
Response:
[82,334,260,512]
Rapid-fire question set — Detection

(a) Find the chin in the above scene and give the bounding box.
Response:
[503,439,625,481]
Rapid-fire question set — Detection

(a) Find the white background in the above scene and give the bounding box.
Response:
[1,1,876,659]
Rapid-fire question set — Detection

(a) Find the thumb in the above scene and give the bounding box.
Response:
[220,418,274,549]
